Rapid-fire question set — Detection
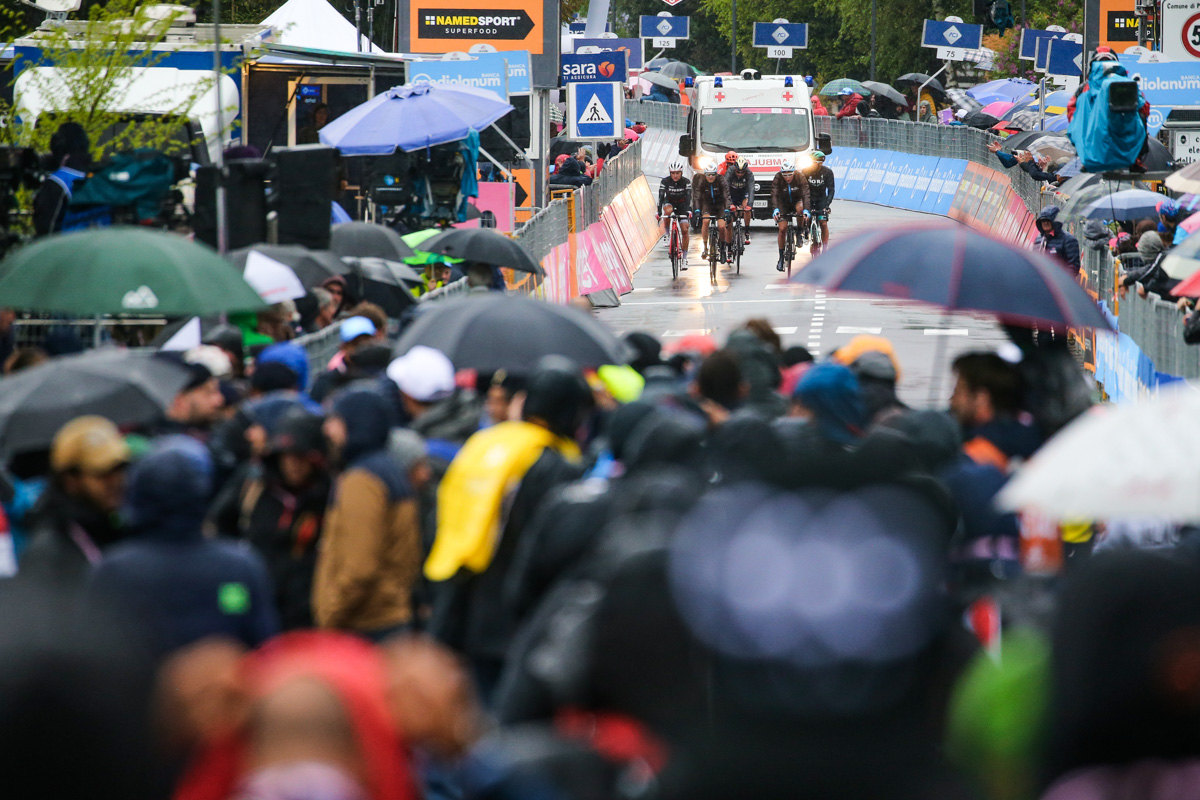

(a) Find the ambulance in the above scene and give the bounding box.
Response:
[679,73,828,219]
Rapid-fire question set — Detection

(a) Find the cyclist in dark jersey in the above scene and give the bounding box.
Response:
[693,163,732,263]
[658,159,692,270]
[771,160,810,272]
[721,151,753,246]
[804,151,836,255]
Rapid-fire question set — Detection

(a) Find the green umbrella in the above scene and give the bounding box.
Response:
[819,78,870,97]
[401,229,463,266]
[0,227,267,316]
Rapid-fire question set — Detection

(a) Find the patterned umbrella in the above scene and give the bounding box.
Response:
[946,88,983,112]
[819,78,869,97]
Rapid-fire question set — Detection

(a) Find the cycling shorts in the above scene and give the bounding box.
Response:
[729,189,750,206]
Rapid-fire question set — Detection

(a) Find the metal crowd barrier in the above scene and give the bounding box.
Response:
[291,323,344,388]
[631,99,690,131]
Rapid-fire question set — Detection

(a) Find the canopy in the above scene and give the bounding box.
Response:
[263,0,383,53]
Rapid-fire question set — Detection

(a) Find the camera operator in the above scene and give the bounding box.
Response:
[33,122,92,237]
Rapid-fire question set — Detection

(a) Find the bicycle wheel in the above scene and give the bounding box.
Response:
[670,225,680,280]
[784,225,795,278]
[709,227,718,284]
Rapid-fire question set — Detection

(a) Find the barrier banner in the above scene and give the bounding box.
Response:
[577,232,612,295]
[539,242,572,303]
[923,158,966,215]
[607,195,644,273]
[889,158,920,211]
[947,162,977,222]
[600,210,638,281]
[840,148,870,202]
[470,182,515,232]
[860,155,891,205]
[586,221,634,294]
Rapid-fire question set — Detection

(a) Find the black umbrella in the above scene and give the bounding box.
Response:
[862,81,906,106]
[962,111,1001,130]
[0,348,191,455]
[393,294,630,370]
[1001,129,1058,152]
[896,73,947,99]
[342,257,421,317]
[330,222,416,261]
[421,228,546,275]
[1142,136,1175,172]
[659,61,699,80]
[228,245,349,290]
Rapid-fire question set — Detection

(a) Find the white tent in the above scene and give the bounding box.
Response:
[263,0,384,54]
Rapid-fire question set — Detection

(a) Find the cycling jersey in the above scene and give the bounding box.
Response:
[770,171,810,215]
[693,175,731,214]
[658,175,691,214]
[806,165,836,210]
[725,166,752,204]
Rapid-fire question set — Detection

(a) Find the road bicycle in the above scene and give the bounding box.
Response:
[808,208,829,257]
[780,213,798,278]
[729,207,745,275]
[702,214,722,286]
[664,212,688,280]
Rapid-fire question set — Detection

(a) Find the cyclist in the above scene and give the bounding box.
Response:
[658,159,692,270]
[804,151,835,255]
[693,163,731,263]
[720,151,753,246]
[771,159,810,272]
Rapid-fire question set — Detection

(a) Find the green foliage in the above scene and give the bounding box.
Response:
[5,0,231,160]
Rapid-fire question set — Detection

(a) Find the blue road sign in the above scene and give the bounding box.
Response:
[568,21,610,33]
[1047,38,1084,77]
[752,22,809,48]
[921,19,983,50]
[573,37,643,70]
[639,15,690,39]
[561,50,628,84]
[568,81,624,139]
[1035,36,1053,70]
[1020,28,1065,60]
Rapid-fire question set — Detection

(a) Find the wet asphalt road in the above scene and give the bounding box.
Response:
[596,200,1008,408]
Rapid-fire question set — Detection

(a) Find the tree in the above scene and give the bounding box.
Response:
[4,0,231,159]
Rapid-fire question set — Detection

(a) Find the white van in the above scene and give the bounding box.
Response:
[679,74,827,218]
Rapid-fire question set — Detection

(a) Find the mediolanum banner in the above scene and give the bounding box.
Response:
[400,0,558,88]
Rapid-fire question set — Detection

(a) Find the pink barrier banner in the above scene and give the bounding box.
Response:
[577,231,612,295]
[587,221,634,294]
[607,197,644,273]
[540,242,572,303]
[600,209,637,277]
[471,183,515,232]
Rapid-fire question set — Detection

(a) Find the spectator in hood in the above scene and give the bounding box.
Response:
[313,387,421,640]
[320,275,352,316]
[811,95,830,116]
[88,436,278,656]
[1035,206,1081,275]
[549,154,593,188]
[210,408,332,630]
[387,346,482,468]
[1122,230,1176,298]
[19,416,130,583]
[307,287,339,333]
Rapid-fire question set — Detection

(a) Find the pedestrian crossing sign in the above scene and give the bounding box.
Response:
[567,81,623,139]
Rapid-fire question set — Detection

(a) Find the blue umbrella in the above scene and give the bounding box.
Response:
[1044,113,1069,132]
[1079,188,1167,221]
[967,78,1037,105]
[319,82,514,155]
[789,222,1112,331]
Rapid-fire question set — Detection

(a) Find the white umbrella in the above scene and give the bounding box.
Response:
[998,383,1200,521]
[1167,161,1200,196]
[243,250,308,303]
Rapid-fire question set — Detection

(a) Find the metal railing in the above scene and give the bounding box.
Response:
[631,99,690,131]
[291,323,344,389]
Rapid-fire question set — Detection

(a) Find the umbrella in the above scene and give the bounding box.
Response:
[999,129,1054,152]
[419,228,545,275]
[645,57,672,70]
[341,256,421,317]
[980,100,1015,118]
[229,245,349,292]
[1167,161,1200,195]
[1042,90,1071,114]
[401,229,462,266]
[1026,135,1076,161]
[1061,181,1121,219]
[640,71,680,91]
[658,61,699,80]
[1142,137,1176,172]
[862,81,906,105]
[997,384,1200,521]
[1078,188,1167,221]
[0,348,191,456]
[789,222,1112,331]
[1044,114,1069,132]
[1162,233,1200,281]
[819,78,869,97]
[998,96,1038,120]
[393,294,629,371]
[946,88,984,112]
[998,110,1040,131]
[0,227,266,317]
[330,222,416,261]
[1054,172,1103,202]
[1056,157,1084,179]
[896,73,946,98]
[962,111,1002,130]
[319,81,514,155]
[967,78,1037,105]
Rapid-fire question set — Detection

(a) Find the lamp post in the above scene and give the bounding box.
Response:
[731,0,738,74]
[870,0,877,80]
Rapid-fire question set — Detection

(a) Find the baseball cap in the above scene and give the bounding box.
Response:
[51,416,131,474]
[838,88,853,96]
[387,345,456,403]
[339,315,377,343]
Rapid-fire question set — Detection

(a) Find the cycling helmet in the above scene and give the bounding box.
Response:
[668,158,686,173]
[704,163,719,175]
[780,159,795,173]
[725,150,739,164]
[812,151,826,163]
[736,156,748,170]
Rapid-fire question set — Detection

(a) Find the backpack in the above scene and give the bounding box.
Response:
[1068,61,1147,173]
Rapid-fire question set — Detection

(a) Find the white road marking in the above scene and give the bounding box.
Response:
[772,326,798,334]
[924,328,970,336]
[662,329,712,337]
[836,326,883,334]
[631,287,656,293]
[618,297,882,306]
